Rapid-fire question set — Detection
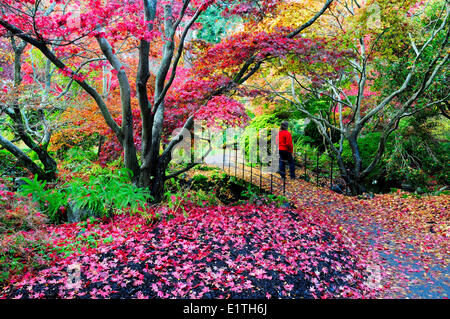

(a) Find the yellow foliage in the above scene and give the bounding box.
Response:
[252,0,336,37]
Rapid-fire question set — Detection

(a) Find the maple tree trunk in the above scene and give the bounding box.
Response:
[149,161,167,203]
[341,169,365,196]
[0,135,56,181]
[138,151,171,203]
[345,134,365,195]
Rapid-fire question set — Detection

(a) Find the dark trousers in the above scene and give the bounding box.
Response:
[279,150,295,179]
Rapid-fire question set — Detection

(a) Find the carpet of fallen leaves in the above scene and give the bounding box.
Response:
[220,164,449,298]
[1,165,448,299]
[1,203,380,299]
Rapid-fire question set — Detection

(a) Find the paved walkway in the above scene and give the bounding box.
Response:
[215,163,449,298]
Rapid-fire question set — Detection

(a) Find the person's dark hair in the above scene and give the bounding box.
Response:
[280,121,289,130]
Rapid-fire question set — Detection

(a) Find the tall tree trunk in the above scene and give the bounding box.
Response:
[149,153,171,202]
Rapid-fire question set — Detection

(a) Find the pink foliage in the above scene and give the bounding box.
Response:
[1,203,379,299]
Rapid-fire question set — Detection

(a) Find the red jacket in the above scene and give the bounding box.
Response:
[278,130,293,153]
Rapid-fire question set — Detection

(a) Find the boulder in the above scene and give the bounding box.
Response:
[67,202,97,223]
[13,177,28,190]
[401,182,415,192]
[415,187,426,194]
[331,184,345,194]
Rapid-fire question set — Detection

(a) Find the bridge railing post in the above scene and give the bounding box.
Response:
[330,156,333,189]
[228,147,231,172]
[304,152,307,179]
[222,146,225,170]
[234,143,237,177]
[316,151,319,187]
[259,162,262,190]
[270,173,273,194]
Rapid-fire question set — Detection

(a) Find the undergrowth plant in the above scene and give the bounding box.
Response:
[0,231,51,289]
[0,186,52,288]
[18,168,152,223]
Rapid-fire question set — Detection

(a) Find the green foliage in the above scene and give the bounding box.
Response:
[245,113,281,131]
[66,168,152,218]
[195,165,219,172]
[163,189,220,217]
[339,133,383,167]
[18,176,67,224]
[333,120,449,191]
[383,118,450,189]
[240,114,282,161]
[62,147,98,171]
[18,168,152,223]
[196,5,240,43]
[191,173,209,185]
[238,186,288,207]
[240,183,262,199]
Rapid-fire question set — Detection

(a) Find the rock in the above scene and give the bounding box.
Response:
[331,184,344,194]
[14,177,28,190]
[67,202,97,223]
[401,182,415,192]
[415,187,426,194]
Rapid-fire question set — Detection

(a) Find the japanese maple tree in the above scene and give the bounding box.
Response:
[0,0,333,200]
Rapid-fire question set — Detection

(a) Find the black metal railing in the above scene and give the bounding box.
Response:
[216,144,287,196]
[215,144,347,197]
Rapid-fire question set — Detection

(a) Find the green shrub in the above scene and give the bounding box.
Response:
[63,147,98,172]
[332,125,449,191]
[67,169,152,218]
[18,176,67,224]
[191,174,208,185]
[18,168,153,223]
[238,187,288,207]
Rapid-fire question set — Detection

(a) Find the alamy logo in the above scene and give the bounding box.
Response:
[66,263,81,289]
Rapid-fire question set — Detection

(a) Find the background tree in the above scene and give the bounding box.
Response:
[0,37,58,181]
[0,0,333,200]
[248,0,449,194]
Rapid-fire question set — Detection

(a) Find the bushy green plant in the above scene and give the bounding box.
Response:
[196,165,219,172]
[240,114,281,161]
[384,131,449,189]
[295,143,319,162]
[191,173,208,185]
[67,169,152,217]
[63,147,98,172]
[18,176,67,224]
[332,122,449,192]
[163,189,220,217]
[190,189,220,207]
[19,168,152,223]
[237,187,288,207]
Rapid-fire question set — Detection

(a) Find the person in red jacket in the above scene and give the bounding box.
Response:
[277,121,296,179]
